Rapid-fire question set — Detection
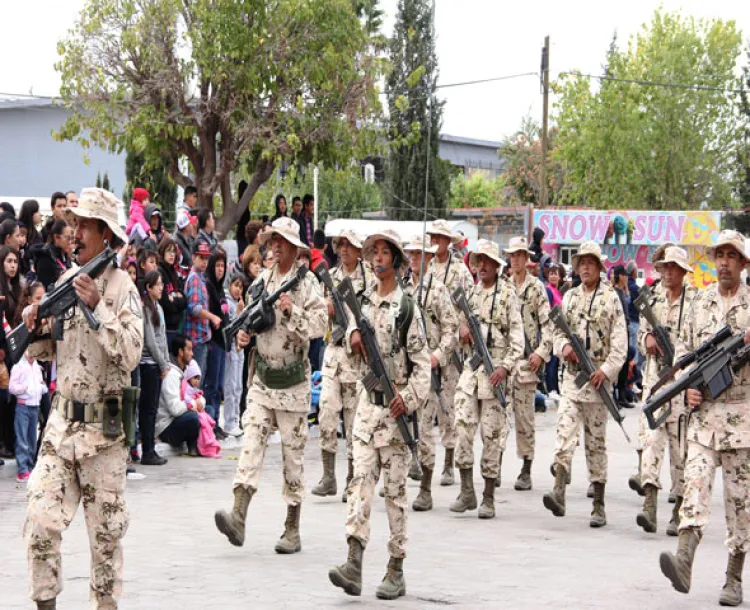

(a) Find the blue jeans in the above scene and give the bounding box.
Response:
[204,341,226,426]
[192,341,209,387]
[14,403,39,474]
[138,363,162,456]
[545,355,560,394]
[159,410,200,452]
[628,321,644,368]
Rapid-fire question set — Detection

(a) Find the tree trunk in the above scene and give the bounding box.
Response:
[214,157,276,238]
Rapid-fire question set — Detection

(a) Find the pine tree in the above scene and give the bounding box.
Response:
[124,148,178,227]
[385,0,450,220]
[96,172,102,188]
[740,46,750,207]
[102,171,111,192]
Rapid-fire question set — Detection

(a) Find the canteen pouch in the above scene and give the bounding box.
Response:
[122,386,140,446]
[103,396,123,439]
[256,357,305,389]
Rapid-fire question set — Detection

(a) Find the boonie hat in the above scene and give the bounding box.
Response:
[260,217,309,251]
[654,246,693,273]
[469,239,505,268]
[404,234,438,254]
[502,236,534,256]
[65,187,127,244]
[571,241,608,271]
[706,230,749,262]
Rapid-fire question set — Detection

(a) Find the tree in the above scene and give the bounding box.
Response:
[385,0,450,220]
[449,173,509,209]
[123,148,177,222]
[553,10,745,210]
[55,0,382,236]
[102,171,111,192]
[740,43,750,207]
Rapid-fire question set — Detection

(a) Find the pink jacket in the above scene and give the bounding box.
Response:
[9,357,48,406]
[197,410,221,458]
[126,198,149,240]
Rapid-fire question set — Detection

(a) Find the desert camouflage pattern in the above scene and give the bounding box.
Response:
[454,277,524,478]
[641,419,684,494]
[25,264,142,607]
[344,282,430,558]
[675,282,750,549]
[428,254,474,314]
[509,380,538,460]
[551,280,627,482]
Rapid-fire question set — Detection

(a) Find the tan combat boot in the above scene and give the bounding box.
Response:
[449,468,477,513]
[550,462,571,484]
[636,484,658,533]
[408,456,423,481]
[312,450,337,497]
[440,447,455,486]
[543,465,567,517]
[329,537,364,596]
[375,557,406,600]
[590,482,607,528]
[214,486,254,546]
[495,452,503,488]
[274,504,302,554]
[628,449,645,496]
[719,552,745,606]
[478,477,496,519]
[514,458,533,491]
[342,458,354,503]
[666,495,682,537]
[660,527,702,593]
[36,600,56,610]
[412,466,433,511]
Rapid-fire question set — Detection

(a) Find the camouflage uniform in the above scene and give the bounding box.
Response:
[345,283,430,557]
[318,261,371,460]
[233,261,327,504]
[551,281,628,483]
[24,264,143,608]
[454,278,524,478]
[676,282,750,553]
[509,272,553,461]
[639,284,698,493]
[404,272,459,470]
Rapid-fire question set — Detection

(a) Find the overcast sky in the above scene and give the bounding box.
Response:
[2,0,749,143]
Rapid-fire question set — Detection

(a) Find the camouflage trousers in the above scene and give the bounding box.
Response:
[318,378,357,459]
[234,402,308,505]
[418,364,458,470]
[636,410,650,451]
[641,419,685,495]
[510,379,537,461]
[552,397,608,483]
[454,388,508,479]
[24,414,129,608]
[346,438,410,558]
[680,442,750,554]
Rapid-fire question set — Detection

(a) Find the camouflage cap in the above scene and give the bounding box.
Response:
[403,234,438,254]
[66,187,127,244]
[469,239,505,268]
[654,246,693,273]
[332,229,363,251]
[260,216,309,251]
[426,219,453,238]
[651,242,676,264]
[502,235,534,256]
[363,229,408,269]
[706,230,749,262]
[571,241,608,271]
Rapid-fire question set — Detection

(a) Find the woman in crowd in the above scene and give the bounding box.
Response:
[544,261,565,396]
[270,194,288,222]
[0,246,22,460]
[157,236,187,347]
[204,248,229,439]
[138,270,171,466]
[33,220,73,290]
[18,199,42,280]
[262,247,275,270]
[238,245,263,423]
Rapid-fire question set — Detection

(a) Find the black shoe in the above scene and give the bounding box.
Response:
[126,465,136,474]
[0,457,4,466]
[130,449,141,463]
[140,452,168,466]
[214,427,229,440]
[0,447,14,459]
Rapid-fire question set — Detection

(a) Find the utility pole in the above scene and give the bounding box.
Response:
[539,35,550,208]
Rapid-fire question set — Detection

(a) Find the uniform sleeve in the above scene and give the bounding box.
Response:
[600,292,628,382]
[283,274,328,342]
[553,290,573,358]
[401,308,431,415]
[93,278,145,374]
[534,281,553,363]
[432,282,459,367]
[500,285,525,373]
[674,293,698,361]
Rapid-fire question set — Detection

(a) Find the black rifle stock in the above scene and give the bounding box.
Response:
[314,262,348,345]
[451,286,507,407]
[336,277,418,456]
[6,245,118,365]
[549,305,631,443]
[633,284,675,369]
[642,327,747,429]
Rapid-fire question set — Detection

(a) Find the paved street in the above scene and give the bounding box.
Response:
[0,409,733,609]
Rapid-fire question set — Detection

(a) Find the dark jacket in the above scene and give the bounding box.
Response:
[297,213,313,247]
[196,229,218,251]
[138,204,163,251]
[32,243,71,290]
[627,277,640,324]
[158,260,187,332]
[173,229,193,279]
[206,274,227,350]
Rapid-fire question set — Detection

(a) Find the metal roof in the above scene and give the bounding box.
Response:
[439,133,503,149]
[0,96,58,110]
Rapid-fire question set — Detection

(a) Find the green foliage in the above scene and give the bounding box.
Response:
[55,0,383,236]
[95,172,102,188]
[449,173,509,209]
[553,10,745,210]
[740,44,750,206]
[102,172,111,192]
[124,148,177,224]
[385,0,449,220]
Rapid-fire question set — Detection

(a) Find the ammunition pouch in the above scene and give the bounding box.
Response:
[255,356,306,389]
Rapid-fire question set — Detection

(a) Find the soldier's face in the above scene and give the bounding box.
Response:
[577,256,600,286]
[74,217,109,265]
[338,239,359,267]
[476,254,499,286]
[509,251,528,275]
[660,262,686,291]
[409,251,423,274]
[715,246,744,290]
[431,234,450,256]
[372,240,395,280]
[271,234,296,268]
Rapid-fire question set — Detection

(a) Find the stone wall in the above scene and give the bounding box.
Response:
[450,206,528,249]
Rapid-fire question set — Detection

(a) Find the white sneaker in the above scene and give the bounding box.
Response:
[227,427,243,437]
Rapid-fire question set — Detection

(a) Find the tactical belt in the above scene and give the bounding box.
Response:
[255,356,305,390]
[369,391,385,406]
[57,397,106,424]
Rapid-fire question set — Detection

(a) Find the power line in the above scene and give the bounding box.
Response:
[559,72,745,94]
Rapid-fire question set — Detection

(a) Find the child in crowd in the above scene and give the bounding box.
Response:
[10,282,47,482]
[125,187,151,242]
[125,257,137,283]
[223,274,245,437]
[182,360,220,457]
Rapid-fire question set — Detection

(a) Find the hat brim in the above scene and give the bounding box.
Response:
[426,228,453,239]
[572,252,607,271]
[65,207,128,245]
[403,244,438,254]
[502,246,533,256]
[654,259,693,273]
[706,243,749,263]
[332,235,363,251]
[469,251,505,268]
[362,233,407,269]
[260,227,309,251]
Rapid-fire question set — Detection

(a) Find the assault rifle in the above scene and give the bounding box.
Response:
[452,286,507,407]
[549,305,631,442]
[633,284,674,369]
[314,262,348,345]
[222,265,308,350]
[6,244,118,365]
[451,349,464,374]
[336,277,418,457]
[643,326,749,429]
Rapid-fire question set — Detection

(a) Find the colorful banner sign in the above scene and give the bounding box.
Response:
[533,210,721,247]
